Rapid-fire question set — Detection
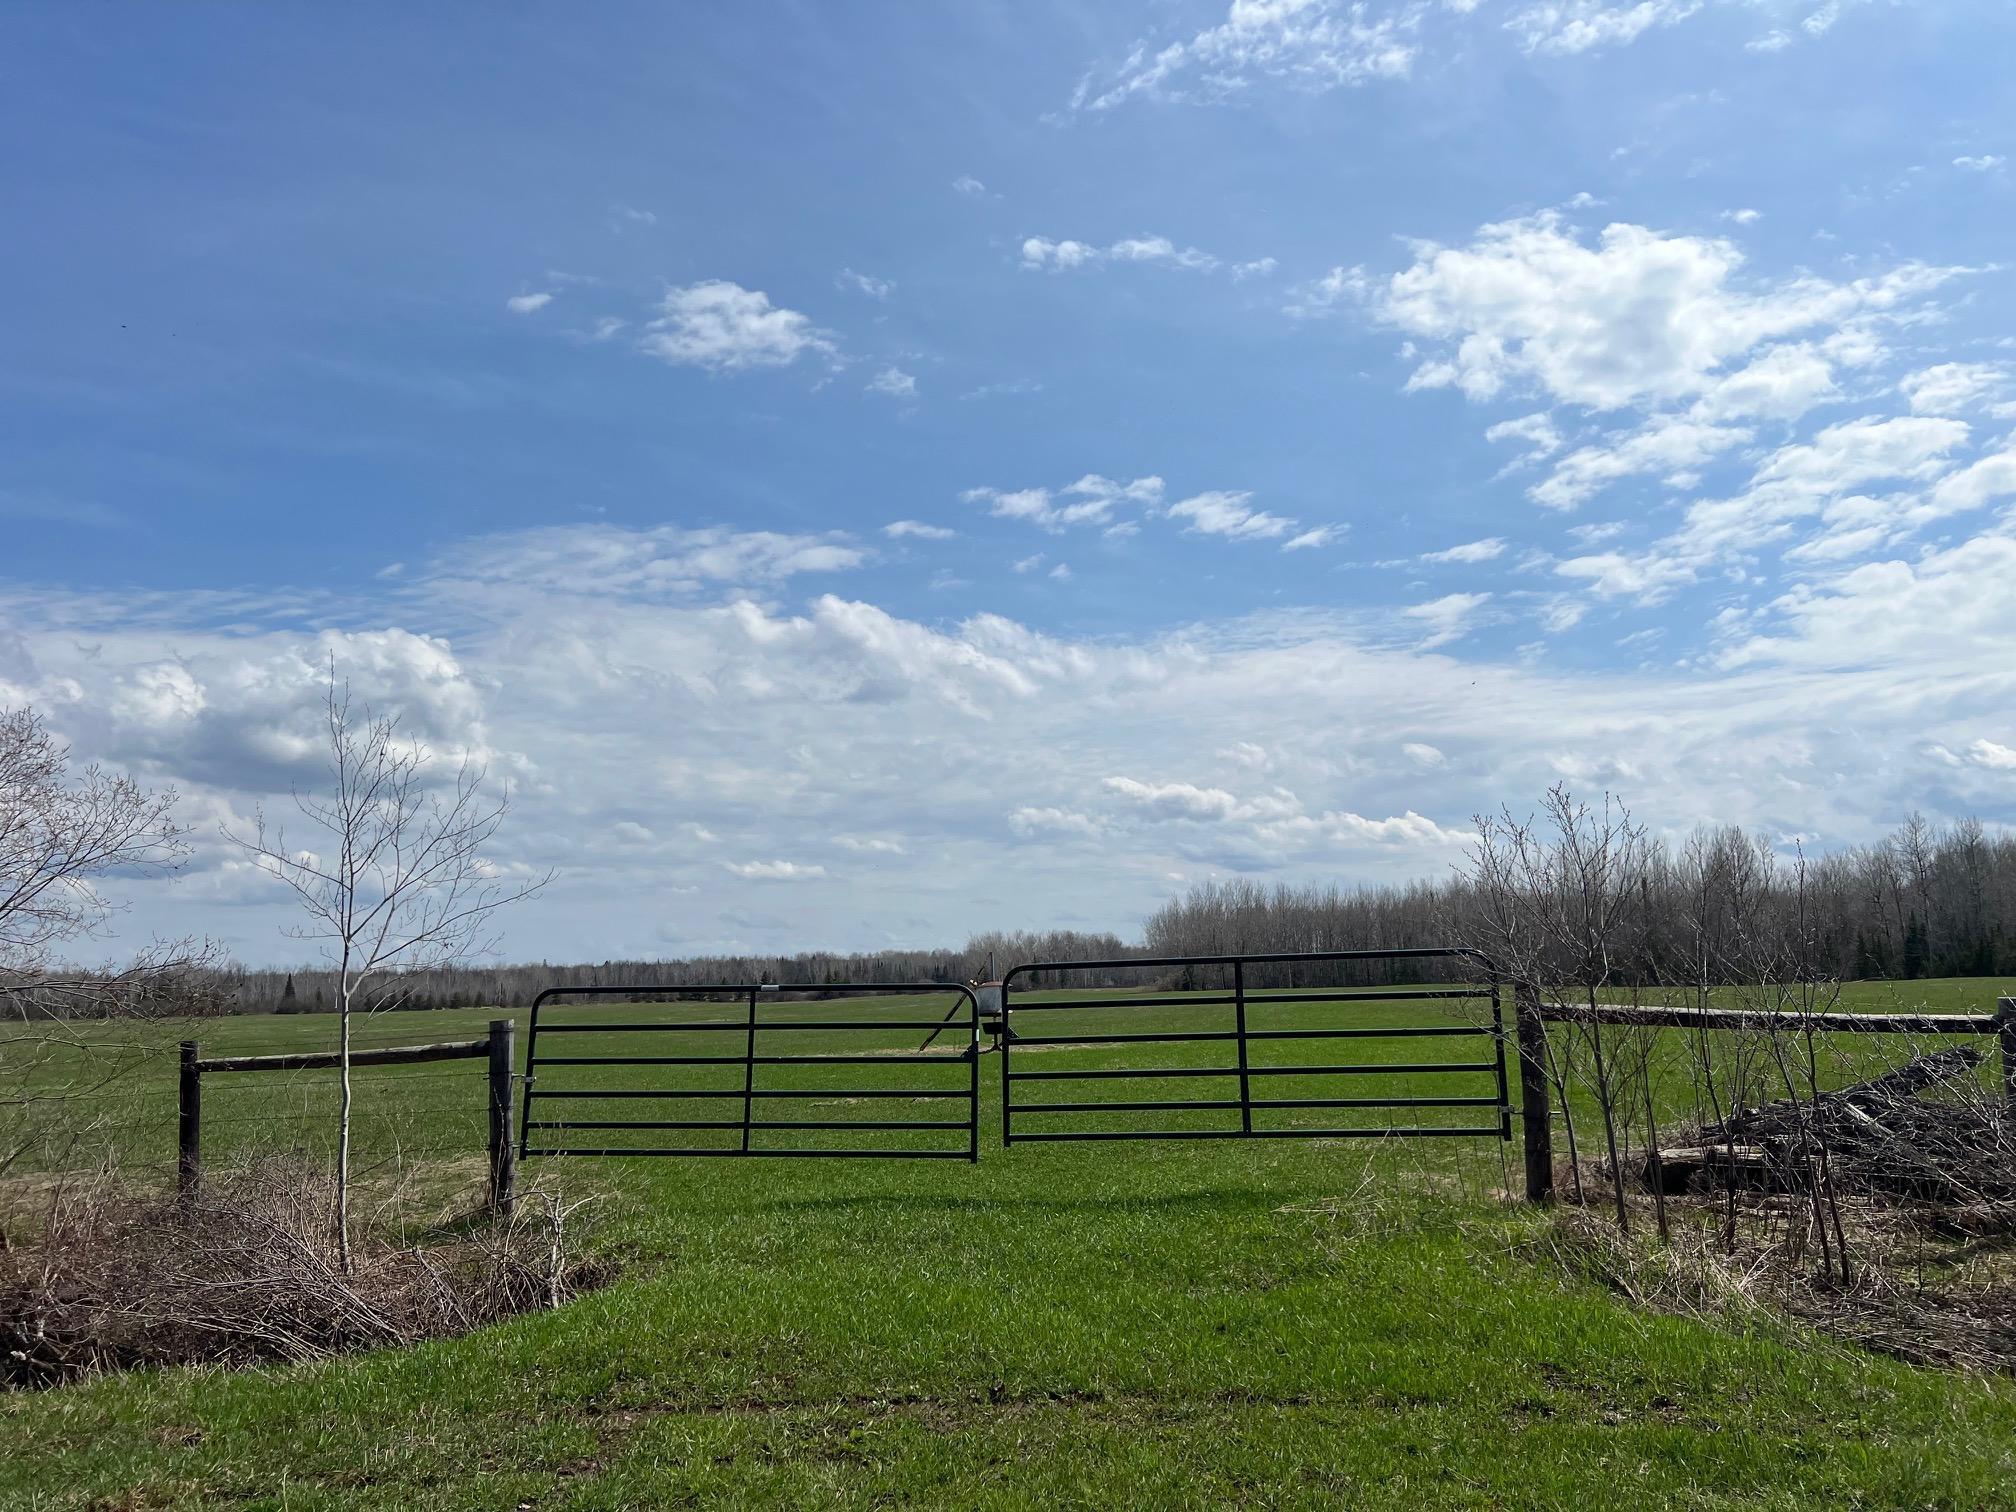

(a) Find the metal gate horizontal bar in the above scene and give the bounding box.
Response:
[523,1147,975,1159]
[527,1118,737,1131]
[527,1087,966,1100]
[527,1118,972,1132]
[1006,946,1491,972]
[1247,1061,1499,1076]
[1006,993,1234,1011]
[535,1018,961,1033]
[1242,987,1492,1003]
[1007,1126,1506,1142]
[1008,1025,1488,1046]
[1006,987,1494,1013]
[1015,1094,1502,1114]
[1015,1098,1240,1114]
[1006,1061,1499,1082]
[1254,1094,1505,1109]
[536,1053,968,1066]
[1007,1065,1241,1081]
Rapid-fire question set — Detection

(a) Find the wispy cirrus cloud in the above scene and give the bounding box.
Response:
[418,523,867,600]
[1403,591,1492,648]
[1505,0,1705,57]
[966,473,1338,552]
[1167,490,1298,541]
[836,268,895,300]
[866,366,918,399]
[1071,0,1424,113]
[726,860,828,880]
[1421,537,1506,564]
[963,474,1165,533]
[1020,234,1224,274]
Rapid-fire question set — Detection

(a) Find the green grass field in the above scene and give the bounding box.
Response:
[3,976,2015,1508]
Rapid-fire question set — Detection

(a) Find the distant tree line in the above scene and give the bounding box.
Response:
[12,808,2014,1023]
[1144,812,2016,990]
[108,929,1138,1021]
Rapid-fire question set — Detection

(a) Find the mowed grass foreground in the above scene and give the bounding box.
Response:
[3,979,2016,1509]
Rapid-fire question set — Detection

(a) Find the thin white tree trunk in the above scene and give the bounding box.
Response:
[336,975,353,1274]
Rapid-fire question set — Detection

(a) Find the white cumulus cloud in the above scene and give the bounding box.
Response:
[640,281,837,372]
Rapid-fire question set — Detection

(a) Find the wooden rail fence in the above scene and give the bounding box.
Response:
[1514,995,2016,1202]
[177,1018,517,1213]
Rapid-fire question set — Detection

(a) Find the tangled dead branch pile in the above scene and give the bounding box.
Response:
[1,1158,606,1388]
[1655,1048,2016,1220]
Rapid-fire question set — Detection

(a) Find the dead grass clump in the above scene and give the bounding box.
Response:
[1530,1192,2016,1375]
[1,1157,607,1388]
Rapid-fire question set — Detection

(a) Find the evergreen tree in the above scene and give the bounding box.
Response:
[1901,912,1928,980]
[1851,931,1880,981]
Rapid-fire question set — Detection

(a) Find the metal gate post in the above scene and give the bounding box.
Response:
[968,1000,981,1162]
[1999,998,2016,1116]
[1233,959,1252,1134]
[740,986,759,1154]
[487,1018,517,1215]
[177,1040,201,1206]
[1515,983,1555,1203]
[1000,979,1014,1146]
[1489,983,1512,1143]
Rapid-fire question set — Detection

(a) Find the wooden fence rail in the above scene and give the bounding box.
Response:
[1515,995,2016,1203]
[177,1018,517,1214]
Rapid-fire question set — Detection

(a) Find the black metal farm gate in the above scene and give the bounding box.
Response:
[513,950,1513,1162]
[518,982,980,1162]
[999,948,1511,1145]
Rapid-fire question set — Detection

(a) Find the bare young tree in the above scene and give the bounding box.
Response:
[224,665,549,1270]
[1,706,194,997]
[1464,786,1659,1228]
[1,706,214,1183]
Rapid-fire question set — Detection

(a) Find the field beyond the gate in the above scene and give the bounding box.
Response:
[4,978,2016,1508]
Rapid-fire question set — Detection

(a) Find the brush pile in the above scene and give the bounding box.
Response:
[1648,1048,2016,1221]
[1,1158,605,1388]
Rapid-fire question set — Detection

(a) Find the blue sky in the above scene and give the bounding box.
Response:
[6,1,2016,966]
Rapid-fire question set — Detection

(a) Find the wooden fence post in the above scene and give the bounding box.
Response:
[1514,986,1554,1203]
[177,1040,201,1205]
[487,1018,516,1216]
[1998,998,2015,1117]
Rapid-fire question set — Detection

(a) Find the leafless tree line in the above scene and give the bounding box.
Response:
[1144,808,2016,989]
[1462,787,2016,1355]
[15,804,2011,1023]
[45,928,1144,1022]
